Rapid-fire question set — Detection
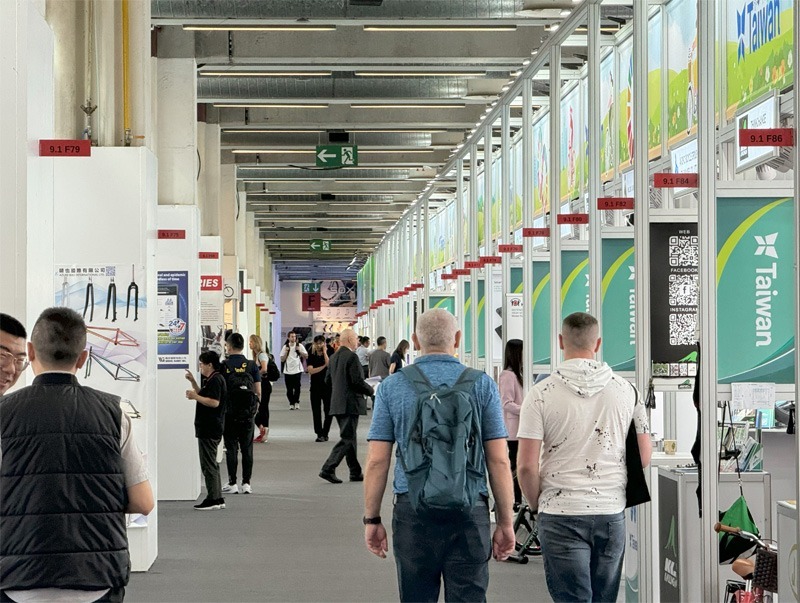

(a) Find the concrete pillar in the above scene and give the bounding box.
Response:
[220,165,237,256]
[156,58,197,204]
[198,122,221,235]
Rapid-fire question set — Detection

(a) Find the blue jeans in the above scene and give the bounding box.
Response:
[538,512,626,603]
[392,494,491,602]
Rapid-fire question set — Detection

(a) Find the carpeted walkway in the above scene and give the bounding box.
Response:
[127,377,547,602]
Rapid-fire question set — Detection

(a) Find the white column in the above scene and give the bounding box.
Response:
[500,104,511,356]
[587,3,603,331]
[548,46,562,370]
[469,142,479,368]
[521,78,534,393]
[697,0,720,600]
[456,159,466,346]
[423,199,430,313]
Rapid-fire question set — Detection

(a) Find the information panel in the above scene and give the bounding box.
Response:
[602,239,636,372]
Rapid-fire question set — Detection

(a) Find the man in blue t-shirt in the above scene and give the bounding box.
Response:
[363,309,515,602]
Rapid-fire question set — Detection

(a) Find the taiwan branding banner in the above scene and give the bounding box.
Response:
[429,295,455,315]
[649,222,699,377]
[717,195,795,383]
[561,250,590,319]
[531,261,552,365]
[602,239,636,372]
[463,280,486,359]
[726,0,794,118]
[157,270,189,369]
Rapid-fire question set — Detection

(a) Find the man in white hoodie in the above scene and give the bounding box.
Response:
[517,312,651,603]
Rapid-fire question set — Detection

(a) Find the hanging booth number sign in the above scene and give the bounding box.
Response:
[39,139,92,157]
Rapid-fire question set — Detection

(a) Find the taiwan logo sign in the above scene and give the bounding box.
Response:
[736,0,783,63]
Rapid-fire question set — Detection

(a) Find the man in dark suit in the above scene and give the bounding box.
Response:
[319,329,374,484]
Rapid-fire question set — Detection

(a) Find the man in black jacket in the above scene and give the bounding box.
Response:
[319,329,374,484]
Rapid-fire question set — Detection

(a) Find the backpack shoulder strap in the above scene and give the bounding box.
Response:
[450,367,484,394]
[399,364,434,396]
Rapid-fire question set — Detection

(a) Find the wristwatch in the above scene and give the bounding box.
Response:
[362,516,382,525]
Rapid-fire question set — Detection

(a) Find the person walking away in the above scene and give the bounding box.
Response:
[249,335,271,443]
[0,313,28,396]
[389,339,410,375]
[356,336,371,378]
[517,312,652,602]
[306,336,333,442]
[368,336,391,380]
[498,338,524,510]
[280,332,307,409]
[221,333,261,495]
[185,351,227,510]
[319,329,374,484]
[0,307,154,603]
[363,308,515,602]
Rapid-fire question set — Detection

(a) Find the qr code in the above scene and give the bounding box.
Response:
[106,266,116,277]
[668,235,699,266]
[669,313,697,346]
[668,274,698,306]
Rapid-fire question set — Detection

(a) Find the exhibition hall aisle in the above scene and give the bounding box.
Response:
[127,379,545,602]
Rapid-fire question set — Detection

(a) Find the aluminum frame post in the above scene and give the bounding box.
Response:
[587,2,603,341]
[456,159,466,356]
[484,122,494,375]
[698,1,720,600]
[794,0,800,581]
[501,104,512,359]
[549,45,562,370]
[522,78,534,393]
[423,198,430,316]
[416,203,423,308]
[470,142,480,369]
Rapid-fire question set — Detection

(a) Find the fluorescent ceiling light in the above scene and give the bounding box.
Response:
[222,129,325,133]
[232,149,317,154]
[213,103,329,109]
[351,103,466,109]
[363,24,516,32]
[353,129,448,133]
[354,71,485,77]
[200,71,332,77]
[361,149,436,154]
[183,25,336,31]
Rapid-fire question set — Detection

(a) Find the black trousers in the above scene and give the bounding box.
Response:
[321,414,361,476]
[507,440,522,506]
[310,384,333,437]
[224,416,254,484]
[198,436,222,500]
[255,381,272,428]
[284,373,302,406]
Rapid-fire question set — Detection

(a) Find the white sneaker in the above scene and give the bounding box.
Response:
[221,483,238,494]
[241,483,252,494]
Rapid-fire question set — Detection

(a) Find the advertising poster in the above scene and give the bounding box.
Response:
[560,83,582,202]
[562,250,590,317]
[617,37,635,170]
[55,264,147,419]
[735,94,780,171]
[491,158,502,239]
[505,294,524,341]
[463,279,486,358]
[429,295,455,315]
[649,11,664,156]
[717,195,795,383]
[667,0,698,144]
[658,474,681,603]
[491,271,504,363]
[671,137,698,196]
[157,270,189,369]
[531,261,552,365]
[581,75,590,189]
[512,141,524,229]
[649,222,699,377]
[602,239,636,372]
[511,266,523,293]
[446,202,456,264]
[533,113,550,215]
[600,51,615,179]
[726,0,794,118]
[320,280,356,307]
[476,171,486,248]
[199,275,225,354]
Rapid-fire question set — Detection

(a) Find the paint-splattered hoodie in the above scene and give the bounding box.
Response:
[517,358,649,515]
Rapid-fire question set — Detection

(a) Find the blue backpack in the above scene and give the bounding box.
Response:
[398,364,486,518]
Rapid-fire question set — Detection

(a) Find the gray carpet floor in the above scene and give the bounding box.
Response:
[127,378,547,602]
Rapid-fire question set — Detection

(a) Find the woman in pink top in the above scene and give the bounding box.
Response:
[498,338,524,509]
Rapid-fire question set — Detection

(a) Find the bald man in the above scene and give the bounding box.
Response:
[319,329,374,484]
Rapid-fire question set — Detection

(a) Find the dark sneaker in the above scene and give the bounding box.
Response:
[193,498,221,511]
[319,471,342,484]
[349,474,364,482]
[217,498,226,509]
[315,436,326,442]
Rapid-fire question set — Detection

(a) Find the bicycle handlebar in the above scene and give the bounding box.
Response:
[714,522,742,535]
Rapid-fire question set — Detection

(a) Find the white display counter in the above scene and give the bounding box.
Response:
[778,500,798,602]
[657,468,772,602]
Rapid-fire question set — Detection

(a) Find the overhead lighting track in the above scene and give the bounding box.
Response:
[362,24,516,32]
[213,103,329,109]
[354,71,486,77]
[350,103,466,109]
[222,129,326,133]
[183,24,337,32]
[232,149,438,154]
[200,71,333,77]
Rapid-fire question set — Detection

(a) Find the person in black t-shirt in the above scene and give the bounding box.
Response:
[306,335,333,442]
[389,339,410,374]
[185,351,228,511]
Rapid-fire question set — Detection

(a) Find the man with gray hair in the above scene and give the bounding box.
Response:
[319,329,374,484]
[0,307,154,602]
[517,312,651,602]
[363,309,515,601]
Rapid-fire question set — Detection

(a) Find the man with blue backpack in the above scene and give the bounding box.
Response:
[363,309,516,602]
[221,333,261,495]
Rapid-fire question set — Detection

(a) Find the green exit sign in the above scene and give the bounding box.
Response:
[316,145,358,168]
[310,239,332,252]
[302,282,321,293]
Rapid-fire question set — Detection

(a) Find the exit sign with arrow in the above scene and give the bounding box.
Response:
[310,239,332,252]
[316,145,358,168]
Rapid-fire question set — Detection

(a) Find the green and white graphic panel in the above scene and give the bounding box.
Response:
[562,250,590,318]
[560,83,582,202]
[666,0,698,145]
[717,195,796,383]
[533,113,550,216]
[725,0,794,118]
[464,280,486,358]
[602,239,636,372]
[429,295,455,315]
[512,141,523,230]
[477,171,486,248]
[532,261,552,365]
[600,51,615,180]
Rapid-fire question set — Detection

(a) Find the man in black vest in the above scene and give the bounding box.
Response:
[0,307,154,603]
